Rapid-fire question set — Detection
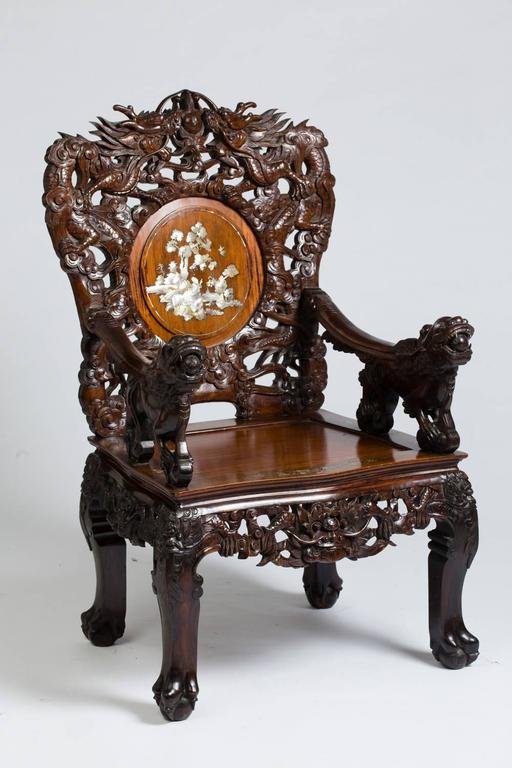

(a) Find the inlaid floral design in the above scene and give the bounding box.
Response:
[146,221,241,321]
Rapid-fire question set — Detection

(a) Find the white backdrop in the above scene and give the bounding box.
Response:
[1,1,511,765]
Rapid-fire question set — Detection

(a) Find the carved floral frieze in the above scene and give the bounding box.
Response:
[86,452,476,571]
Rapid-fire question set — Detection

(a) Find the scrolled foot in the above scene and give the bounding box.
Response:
[303,563,343,609]
[432,623,479,669]
[152,673,198,721]
[127,436,153,464]
[304,580,341,609]
[159,438,194,488]
[416,423,460,454]
[428,474,479,670]
[356,399,396,436]
[81,605,125,647]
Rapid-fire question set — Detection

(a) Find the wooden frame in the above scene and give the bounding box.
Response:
[44,90,479,721]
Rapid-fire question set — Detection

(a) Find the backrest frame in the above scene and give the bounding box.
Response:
[43,90,335,436]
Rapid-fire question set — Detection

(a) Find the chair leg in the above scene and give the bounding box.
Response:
[428,471,479,669]
[79,453,126,647]
[152,552,203,721]
[303,562,343,609]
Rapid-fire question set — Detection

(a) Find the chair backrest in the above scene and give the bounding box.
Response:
[43,90,335,436]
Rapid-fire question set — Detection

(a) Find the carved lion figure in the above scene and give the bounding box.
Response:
[395,316,473,369]
[126,336,206,486]
[357,316,474,453]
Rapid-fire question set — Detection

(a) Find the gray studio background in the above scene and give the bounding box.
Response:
[1,1,511,766]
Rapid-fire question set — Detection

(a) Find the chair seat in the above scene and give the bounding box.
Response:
[96,410,463,511]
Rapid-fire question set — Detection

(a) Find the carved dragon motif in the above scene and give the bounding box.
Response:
[98,462,475,571]
[43,91,335,434]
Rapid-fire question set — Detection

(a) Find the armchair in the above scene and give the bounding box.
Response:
[43,90,479,722]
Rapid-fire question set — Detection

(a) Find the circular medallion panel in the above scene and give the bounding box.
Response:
[129,198,264,346]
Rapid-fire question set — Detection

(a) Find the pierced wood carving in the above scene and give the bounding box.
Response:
[97,453,476,572]
[81,451,480,720]
[204,488,434,566]
[50,91,480,723]
[43,90,336,433]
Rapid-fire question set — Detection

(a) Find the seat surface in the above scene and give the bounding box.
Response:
[97,410,464,509]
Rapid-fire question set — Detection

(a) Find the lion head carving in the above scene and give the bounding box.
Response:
[153,336,206,391]
[418,316,474,367]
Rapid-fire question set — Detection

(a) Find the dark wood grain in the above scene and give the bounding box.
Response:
[80,454,126,646]
[44,89,479,722]
[152,552,202,721]
[428,472,479,668]
[303,563,343,609]
[43,90,335,433]
[126,335,207,486]
[303,287,474,453]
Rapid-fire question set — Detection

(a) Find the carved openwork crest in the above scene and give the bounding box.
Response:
[43,90,336,435]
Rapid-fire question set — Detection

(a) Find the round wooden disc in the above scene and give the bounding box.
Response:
[129,198,264,346]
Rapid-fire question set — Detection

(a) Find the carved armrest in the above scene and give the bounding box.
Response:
[303,288,474,453]
[87,309,153,375]
[88,310,206,486]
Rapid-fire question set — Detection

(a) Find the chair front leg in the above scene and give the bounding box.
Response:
[152,551,203,721]
[80,453,126,646]
[303,562,343,609]
[428,471,479,669]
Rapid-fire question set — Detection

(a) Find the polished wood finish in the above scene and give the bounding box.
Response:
[304,288,474,453]
[303,562,343,609]
[79,454,126,646]
[94,411,465,507]
[152,553,202,720]
[44,90,480,722]
[125,336,207,486]
[43,90,335,435]
[129,198,264,346]
[428,473,479,669]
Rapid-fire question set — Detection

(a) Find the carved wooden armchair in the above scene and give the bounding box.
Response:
[43,90,479,721]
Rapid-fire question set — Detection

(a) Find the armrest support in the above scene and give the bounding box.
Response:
[125,336,206,487]
[88,310,206,486]
[87,309,152,375]
[303,288,474,453]
[302,287,395,361]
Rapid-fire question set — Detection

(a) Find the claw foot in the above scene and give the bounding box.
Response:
[432,623,479,669]
[303,564,343,609]
[152,673,199,721]
[417,425,460,454]
[81,606,125,647]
